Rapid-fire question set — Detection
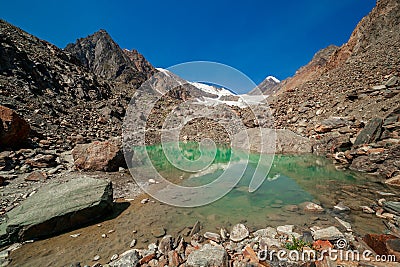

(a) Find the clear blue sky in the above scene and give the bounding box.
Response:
[1,0,376,85]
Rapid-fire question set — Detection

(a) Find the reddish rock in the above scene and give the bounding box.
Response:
[25,171,47,182]
[313,240,333,251]
[139,253,155,265]
[167,250,182,267]
[0,105,30,148]
[72,138,125,172]
[25,154,57,168]
[363,234,397,255]
[243,246,259,264]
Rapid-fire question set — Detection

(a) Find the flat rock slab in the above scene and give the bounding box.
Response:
[0,177,113,247]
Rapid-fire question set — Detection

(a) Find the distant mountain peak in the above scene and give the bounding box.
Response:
[64,30,155,83]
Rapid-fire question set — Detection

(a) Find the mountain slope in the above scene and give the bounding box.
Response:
[0,20,156,150]
[64,30,156,89]
[249,75,280,95]
[270,0,400,130]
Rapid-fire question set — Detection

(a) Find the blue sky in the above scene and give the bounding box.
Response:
[1,0,375,86]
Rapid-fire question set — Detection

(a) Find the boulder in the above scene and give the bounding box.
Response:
[0,106,30,148]
[0,177,113,247]
[72,138,126,171]
[354,118,383,146]
[185,244,228,267]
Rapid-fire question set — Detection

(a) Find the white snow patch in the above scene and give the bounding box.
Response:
[156,67,171,77]
[266,76,280,83]
[190,82,234,97]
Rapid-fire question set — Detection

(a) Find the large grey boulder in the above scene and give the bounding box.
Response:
[0,177,113,247]
[185,244,228,267]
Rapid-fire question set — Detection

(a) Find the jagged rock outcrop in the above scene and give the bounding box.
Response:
[0,20,158,153]
[64,30,156,87]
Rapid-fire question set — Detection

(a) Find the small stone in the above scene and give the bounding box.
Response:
[360,206,375,214]
[284,204,299,212]
[259,237,281,249]
[158,235,173,254]
[93,255,100,261]
[204,232,221,242]
[189,221,201,236]
[167,250,182,267]
[303,202,324,213]
[108,229,115,234]
[277,225,294,236]
[253,227,277,238]
[220,228,228,240]
[25,171,46,182]
[335,217,352,232]
[148,243,158,251]
[141,198,149,204]
[70,233,81,238]
[129,239,137,248]
[110,254,119,261]
[372,85,387,90]
[148,179,156,184]
[101,234,107,238]
[333,202,350,212]
[230,224,249,242]
[312,226,344,241]
[151,227,165,238]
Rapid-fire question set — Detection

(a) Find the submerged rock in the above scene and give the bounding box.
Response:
[0,177,113,247]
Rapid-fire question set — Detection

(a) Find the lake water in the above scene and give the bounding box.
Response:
[9,142,400,266]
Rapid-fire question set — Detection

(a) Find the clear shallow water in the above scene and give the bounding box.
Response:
[128,142,397,233]
[10,143,400,267]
